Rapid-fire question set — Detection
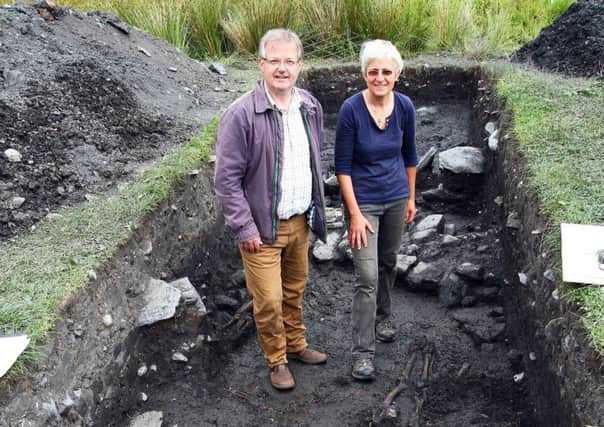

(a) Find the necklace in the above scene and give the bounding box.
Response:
[364,91,393,130]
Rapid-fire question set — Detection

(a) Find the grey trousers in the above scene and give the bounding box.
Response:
[348,198,407,360]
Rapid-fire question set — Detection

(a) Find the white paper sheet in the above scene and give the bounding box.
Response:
[0,335,30,378]
[561,223,604,286]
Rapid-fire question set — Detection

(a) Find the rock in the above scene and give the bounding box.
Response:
[417,146,438,172]
[439,272,467,307]
[137,365,148,377]
[485,121,497,135]
[473,286,500,302]
[493,196,503,206]
[171,352,188,363]
[411,228,437,242]
[325,207,344,229]
[209,62,227,75]
[442,235,461,246]
[213,294,239,310]
[421,185,466,203]
[129,411,163,427]
[406,262,443,292]
[323,174,340,196]
[86,269,97,280]
[3,69,24,87]
[395,254,417,277]
[312,231,340,262]
[450,306,506,343]
[230,269,246,287]
[140,239,153,255]
[488,129,499,151]
[140,392,148,402]
[4,148,22,162]
[102,314,113,327]
[543,269,556,282]
[518,272,528,286]
[437,147,485,174]
[9,196,25,209]
[506,212,521,229]
[544,317,565,343]
[406,244,419,255]
[337,237,353,262]
[414,214,445,233]
[169,277,207,316]
[513,372,525,383]
[443,223,456,235]
[455,262,484,281]
[416,106,438,116]
[137,279,181,327]
[138,46,151,57]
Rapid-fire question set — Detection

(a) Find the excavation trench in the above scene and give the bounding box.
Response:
[3,66,591,426]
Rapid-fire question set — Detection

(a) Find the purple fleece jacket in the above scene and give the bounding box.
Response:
[214,80,327,244]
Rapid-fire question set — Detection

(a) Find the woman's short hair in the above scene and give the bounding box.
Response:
[258,29,303,61]
[359,39,403,74]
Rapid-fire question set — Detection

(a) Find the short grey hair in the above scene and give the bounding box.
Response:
[258,29,303,60]
[359,39,403,75]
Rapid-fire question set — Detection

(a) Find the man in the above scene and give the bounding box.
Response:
[214,29,327,390]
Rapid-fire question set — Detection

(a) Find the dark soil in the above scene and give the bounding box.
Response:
[0,2,241,242]
[512,0,604,78]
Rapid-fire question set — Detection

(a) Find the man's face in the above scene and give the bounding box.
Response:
[259,40,302,96]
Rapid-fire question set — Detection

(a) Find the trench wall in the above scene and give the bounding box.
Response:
[0,165,230,426]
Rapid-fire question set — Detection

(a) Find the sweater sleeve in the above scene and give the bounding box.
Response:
[401,96,419,167]
[334,101,356,176]
[214,105,260,242]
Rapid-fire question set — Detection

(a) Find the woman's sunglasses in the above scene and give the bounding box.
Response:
[367,68,394,77]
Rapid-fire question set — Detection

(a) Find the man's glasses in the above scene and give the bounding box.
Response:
[261,57,300,69]
[367,68,394,77]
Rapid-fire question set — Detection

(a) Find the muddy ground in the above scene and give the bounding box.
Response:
[1,2,603,427]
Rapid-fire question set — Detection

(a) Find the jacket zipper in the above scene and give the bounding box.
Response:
[301,109,326,239]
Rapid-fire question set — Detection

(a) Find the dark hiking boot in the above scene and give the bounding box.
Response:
[352,358,375,380]
[376,320,397,343]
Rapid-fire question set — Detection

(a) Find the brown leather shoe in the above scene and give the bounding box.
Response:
[287,347,327,365]
[269,364,295,390]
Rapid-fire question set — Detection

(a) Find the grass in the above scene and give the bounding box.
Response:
[51,0,575,60]
[0,119,219,375]
[496,68,604,353]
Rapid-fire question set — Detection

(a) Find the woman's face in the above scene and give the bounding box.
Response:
[363,58,399,98]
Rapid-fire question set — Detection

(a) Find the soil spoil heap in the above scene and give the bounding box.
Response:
[512,0,604,78]
[0,1,236,242]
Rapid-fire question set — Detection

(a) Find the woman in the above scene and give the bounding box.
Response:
[335,39,418,381]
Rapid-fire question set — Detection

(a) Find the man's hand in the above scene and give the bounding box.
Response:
[240,237,263,253]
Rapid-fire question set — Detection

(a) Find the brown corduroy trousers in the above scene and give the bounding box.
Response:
[240,214,309,367]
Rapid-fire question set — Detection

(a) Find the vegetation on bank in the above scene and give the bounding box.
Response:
[496,69,604,353]
[51,0,574,59]
[0,120,218,375]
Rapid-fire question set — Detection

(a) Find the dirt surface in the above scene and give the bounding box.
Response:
[512,0,604,78]
[0,2,241,242]
[87,69,537,427]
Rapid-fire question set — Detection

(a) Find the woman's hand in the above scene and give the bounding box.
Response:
[349,214,375,250]
[404,199,416,224]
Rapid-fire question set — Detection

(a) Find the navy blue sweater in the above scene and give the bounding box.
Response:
[334,91,418,204]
